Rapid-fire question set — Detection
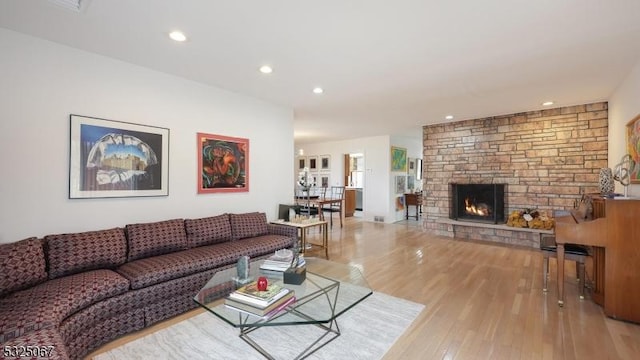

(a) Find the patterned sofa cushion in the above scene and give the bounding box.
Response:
[0,269,129,343]
[117,244,239,289]
[126,219,188,261]
[45,228,127,279]
[229,212,268,240]
[0,237,47,297]
[59,297,145,360]
[117,233,293,290]
[185,214,232,248]
[58,291,142,344]
[225,234,297,259]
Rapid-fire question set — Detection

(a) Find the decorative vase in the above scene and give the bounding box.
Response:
[236,256,250,283]
[598,168,614,195]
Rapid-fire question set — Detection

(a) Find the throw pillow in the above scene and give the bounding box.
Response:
[229,212,268,240]
[45,228,127,279]
[185,214,232,247]
[126,219,187,261]
[0,237,47,296]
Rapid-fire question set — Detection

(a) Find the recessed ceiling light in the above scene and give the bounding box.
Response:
[259,65,273,74]
[542,101,554,106]
[445,115,454,120]
[313,87,324,94]
[169,31,187,42]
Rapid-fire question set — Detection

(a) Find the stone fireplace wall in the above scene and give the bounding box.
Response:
[422,102,608,243]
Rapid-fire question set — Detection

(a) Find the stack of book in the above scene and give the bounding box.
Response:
[224,281,295,317]
[260,253,306,276]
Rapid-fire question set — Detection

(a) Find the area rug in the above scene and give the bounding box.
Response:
[94,292,424,360]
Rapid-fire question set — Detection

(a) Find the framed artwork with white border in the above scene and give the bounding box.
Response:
[319,172,331,188]
[308,156,319,171]
[320,155,331,170]
[298,156,306,170]
[408,157,416,175]
[69,114,169,199]
[395,175,406,194]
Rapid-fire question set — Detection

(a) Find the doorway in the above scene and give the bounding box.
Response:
[345,153,364,217]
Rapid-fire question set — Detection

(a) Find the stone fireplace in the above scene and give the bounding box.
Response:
[421,102,608,248]
[449,183,506,224]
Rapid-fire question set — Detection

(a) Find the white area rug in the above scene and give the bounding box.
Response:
[94,292,424,360]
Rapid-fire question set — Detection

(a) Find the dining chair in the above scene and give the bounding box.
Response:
[318,186,328,200]
[294,187,318,217]
[323,186,345,227]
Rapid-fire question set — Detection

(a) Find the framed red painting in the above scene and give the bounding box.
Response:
[198,133,249,193]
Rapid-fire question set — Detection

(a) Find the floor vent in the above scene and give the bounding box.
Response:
[374,216,385,222]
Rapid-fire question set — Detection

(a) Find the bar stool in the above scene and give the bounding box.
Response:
[541,235,590,300]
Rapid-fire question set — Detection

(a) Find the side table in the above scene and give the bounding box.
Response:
[404,193,422,220]
[271,220,329,259]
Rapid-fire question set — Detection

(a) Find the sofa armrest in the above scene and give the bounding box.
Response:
[267,224,297,239]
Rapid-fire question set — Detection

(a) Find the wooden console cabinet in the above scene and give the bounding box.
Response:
[344,188,356,217]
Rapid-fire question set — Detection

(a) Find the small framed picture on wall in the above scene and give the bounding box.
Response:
[320,155,331,170]
[320,173,331,188]
[395,175,406,194]
[408,158,416,176]
[391,146,407,172]
[308,156,319,171]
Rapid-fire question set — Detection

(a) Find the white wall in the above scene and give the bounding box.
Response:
[296,134,421,223]
[0,29,295,243]
[609,58,640,197]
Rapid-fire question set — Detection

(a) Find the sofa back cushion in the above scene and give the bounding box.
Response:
[45,228,127,279]
[185,214,232,247]
[229,212,268,240]
[126,219,187,261]
[0,237,47,297]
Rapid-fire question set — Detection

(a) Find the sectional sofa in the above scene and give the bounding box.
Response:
[0,212,297,360]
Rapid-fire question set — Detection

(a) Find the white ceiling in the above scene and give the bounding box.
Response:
[2,0,640,145]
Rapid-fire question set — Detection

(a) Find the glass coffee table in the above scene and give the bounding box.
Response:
[194,257,372,359]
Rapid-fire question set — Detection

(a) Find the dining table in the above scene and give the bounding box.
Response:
[294,195,343,227]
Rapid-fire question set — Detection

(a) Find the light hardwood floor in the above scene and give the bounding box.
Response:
[88,217,640,359]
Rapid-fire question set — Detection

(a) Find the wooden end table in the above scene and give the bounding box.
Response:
[272,220,329,259]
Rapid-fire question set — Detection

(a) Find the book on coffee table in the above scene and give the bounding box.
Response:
[260,256,306,272]
[228,282,289,308]
[225,291,296,317]
[259,259,293,272]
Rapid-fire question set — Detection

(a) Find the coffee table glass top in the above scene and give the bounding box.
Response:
[194,257,372,328]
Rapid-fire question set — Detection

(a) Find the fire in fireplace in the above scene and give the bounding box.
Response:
[450,183,506,224]
[465,197,491,217]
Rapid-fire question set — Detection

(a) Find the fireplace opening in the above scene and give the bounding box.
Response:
[449,183,506,224]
